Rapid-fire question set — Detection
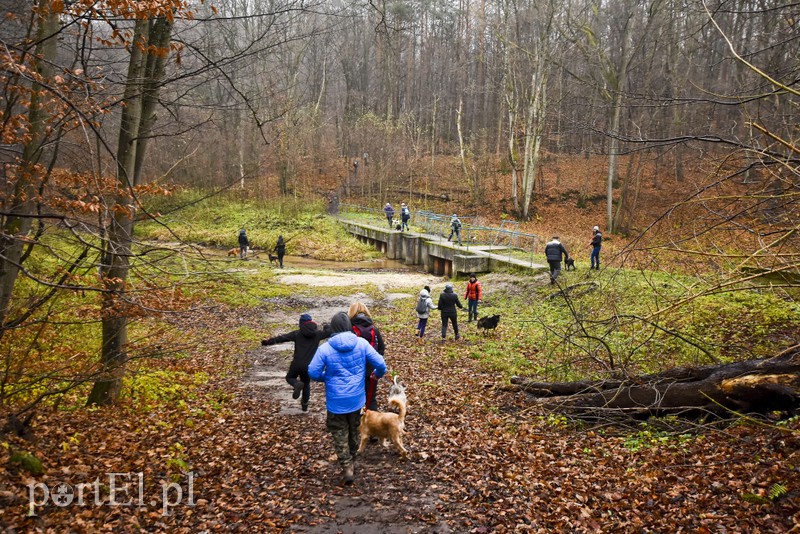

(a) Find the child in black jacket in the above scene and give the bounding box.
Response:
[262,314,331,411]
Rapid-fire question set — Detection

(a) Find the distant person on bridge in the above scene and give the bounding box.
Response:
[383,203,395,228]
[448,214,462,245]
[400,203,411,231]
[544,236,570,284]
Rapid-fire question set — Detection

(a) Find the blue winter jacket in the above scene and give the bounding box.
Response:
[308,332,387,414]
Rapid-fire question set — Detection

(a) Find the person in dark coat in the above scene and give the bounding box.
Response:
[308,312,386,485]
[261,313,331,411]
[383,203,395,228]
[544,236,570,284]
[275,235,286,268]
[238,228,250,259]
[589,226,602,270]
[437,283,464,341]
[348,302,385,411]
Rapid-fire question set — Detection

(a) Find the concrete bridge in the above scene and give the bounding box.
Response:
[339,220,547,277]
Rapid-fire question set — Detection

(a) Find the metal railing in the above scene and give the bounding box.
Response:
[339,204,543,267]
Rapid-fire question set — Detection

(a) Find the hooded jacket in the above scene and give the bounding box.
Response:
[437,285,463,316]
[545,239,569,262]
[350,312,385,355]
[262,321,331,365]
[416,288,437,319]
[308,331,386,414]
[465,278,482,301]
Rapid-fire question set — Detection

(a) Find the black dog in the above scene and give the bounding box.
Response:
[564,258,576,270]
[267,253,280,266]
[476,314,501,335]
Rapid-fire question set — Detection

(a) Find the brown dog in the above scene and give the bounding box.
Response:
[357,376,408,457]
[227,248,239,257]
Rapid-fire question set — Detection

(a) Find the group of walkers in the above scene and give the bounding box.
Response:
[382,203,464,246]
[414,273,483,342]
[544,225,603,283]
[261,302,387,485]
[258,223,602,485]
[235,229,286,267]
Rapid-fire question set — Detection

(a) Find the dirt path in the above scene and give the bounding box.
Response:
[245,267,455,533]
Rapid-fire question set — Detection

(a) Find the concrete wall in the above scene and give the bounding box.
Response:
[341,220,546,278]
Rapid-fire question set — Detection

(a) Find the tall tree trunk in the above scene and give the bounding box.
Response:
[0,2,59,332]
[88,16,173,406]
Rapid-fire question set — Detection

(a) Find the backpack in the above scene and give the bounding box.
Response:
[352,324,376,347]
[415,295,428,314]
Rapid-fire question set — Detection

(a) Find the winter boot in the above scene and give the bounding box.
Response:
[292,380,304,399]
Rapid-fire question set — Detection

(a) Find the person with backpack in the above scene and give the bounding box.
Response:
[464,273,483,323]
[238,228,250,259]
[348,302,385,411]
[383,203,395,228]
[308,311,386,485]
[261,313,331,412]
[448,214,462,245]
[400,202,411,231]
[589,225,602,270]
[415,285,437,338]
[437,283,464,342]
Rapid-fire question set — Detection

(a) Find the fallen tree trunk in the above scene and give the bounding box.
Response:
[510,345,800,420]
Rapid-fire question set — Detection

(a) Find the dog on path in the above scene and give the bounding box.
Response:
[357,376,408,457]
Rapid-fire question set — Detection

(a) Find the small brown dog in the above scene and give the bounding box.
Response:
[226,248,239,257]
[357,376,408,457]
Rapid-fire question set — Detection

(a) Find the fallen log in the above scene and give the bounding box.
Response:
[510,345,800,420]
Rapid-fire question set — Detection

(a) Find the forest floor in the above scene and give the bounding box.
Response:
[2,262,800,532]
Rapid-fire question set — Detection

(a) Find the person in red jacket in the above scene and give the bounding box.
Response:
[464,273,483,323]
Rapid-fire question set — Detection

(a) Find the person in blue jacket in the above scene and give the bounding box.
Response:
[308,311,386,485]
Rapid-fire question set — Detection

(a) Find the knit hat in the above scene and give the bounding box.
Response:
[445,283,453,290]
[469,273,476,279]
[593,226,600,231]
[330,311,352,333]
[299,313,313,326]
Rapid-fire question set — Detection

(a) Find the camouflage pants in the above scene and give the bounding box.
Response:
[326,410,361,468]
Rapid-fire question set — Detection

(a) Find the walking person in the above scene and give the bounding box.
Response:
[437,283,464,342]
[383,203,395,228]
[464,273,483,323]
[448,214,462,245]
[238,228,250,259]
[261,314,331,412]
[544,236,570,284]
[400,202,411,231]
[308,312,386,485]
[415,285,437,338]
[590,226,602,270]
[348,302,385,412]
[275,235,286,268]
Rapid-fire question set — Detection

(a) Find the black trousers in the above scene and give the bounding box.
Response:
[285,359,311,404]
[441,313,459,338]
